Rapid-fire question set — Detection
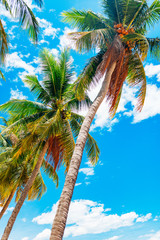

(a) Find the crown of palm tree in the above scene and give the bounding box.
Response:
[0,49,100,173]
[62,0,160,116]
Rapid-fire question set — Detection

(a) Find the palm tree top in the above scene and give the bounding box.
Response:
[62,0,160,116]
[0,49,100,172]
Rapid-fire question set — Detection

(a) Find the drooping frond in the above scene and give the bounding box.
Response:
[8,0,40,42]
[0,69,5,80]
[127,51,146,111]
[1,0,11,12]
[28,171,46,200]
[109,88,122,118]
[62,9,108,31]
[75,49,105,100]
[85,134,100,165]
[41,160,59,187]
[46,135,65,172]
[33,0,43,7]
[147,37,160,60]
[70,112,100,165]
[69,29,111,52]
[0,19,8,64]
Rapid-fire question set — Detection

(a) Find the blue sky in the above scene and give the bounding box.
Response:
[0,0,160,240]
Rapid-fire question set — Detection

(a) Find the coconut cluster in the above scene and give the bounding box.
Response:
[114,24,135,51]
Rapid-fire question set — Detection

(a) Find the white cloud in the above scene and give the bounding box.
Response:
[145,63,160,81]
[140,230,160,240]
[79,167,94,176]
[75,183,82,187]
[37,17,59,39]
[50,48,59,58]
[32,199,151,238]
[49,9,55,13]
[5,52,35,74]
[136,213,152,223]
[0,206,14,215]
[87,80,160,130]
[153,216,159,221]
[22,218,27,222]
[132,84,160,123]
[39,39,49,45]
[59,27,77,50]
[22,237,29,240]
[10,88,27,100]
[104,236,121,240]
[33,229,51,240]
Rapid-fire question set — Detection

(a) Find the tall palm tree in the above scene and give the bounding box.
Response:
[0,0,43,79]
[50,1,160,239]
[0,49,99,240]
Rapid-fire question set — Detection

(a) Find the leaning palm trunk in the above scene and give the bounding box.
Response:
[50,63,116,240]
[1,141,49,240]
[0,189,16,220]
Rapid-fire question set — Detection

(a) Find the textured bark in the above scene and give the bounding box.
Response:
[0,189,16,220]
[1,141,49,240]
[50,63,116,240]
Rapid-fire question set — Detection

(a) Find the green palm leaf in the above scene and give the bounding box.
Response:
[127,52,146,111]
[147,37,160,60]
[62,9,108,31]
[23,75,52,104]
[0,19,8,64]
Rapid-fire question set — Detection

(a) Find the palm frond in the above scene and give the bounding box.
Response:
[74,49,105,100]
[0,99,48,117]
[33,0,43,7]
[9,0,39,42]
[69,28,110,52]
[127,51,146,111]
[135,0,160,32]
[41,161,59,187]
[28,171,46,200]
[62,9,109,31]
[39,49,61,99]
[0,19,8,64]
[23,75,52,104]
[69,113,100,164]
[0,69,5,80]
[147,37,160,60]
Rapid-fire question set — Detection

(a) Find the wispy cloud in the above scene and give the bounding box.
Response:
[10,88,27,100]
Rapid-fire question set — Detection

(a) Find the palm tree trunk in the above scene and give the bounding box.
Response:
[0,189,16,220]
[50,63,116,240]
[1,141,49,240]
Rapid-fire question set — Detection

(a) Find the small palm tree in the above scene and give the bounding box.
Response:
[50,1,160,239]
[0,49,99,240]
[0,0,43,78]
[0,118,57,220]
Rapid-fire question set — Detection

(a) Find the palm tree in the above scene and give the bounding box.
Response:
[0,119,57,220]
[50,1,160,239]
[0,49,99,240]
[0,0,43,79]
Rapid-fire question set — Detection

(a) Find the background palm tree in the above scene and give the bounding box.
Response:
[0,49,100,240]
[0,118,58,220]
[0,0,43,79]
[50,1,160,239]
